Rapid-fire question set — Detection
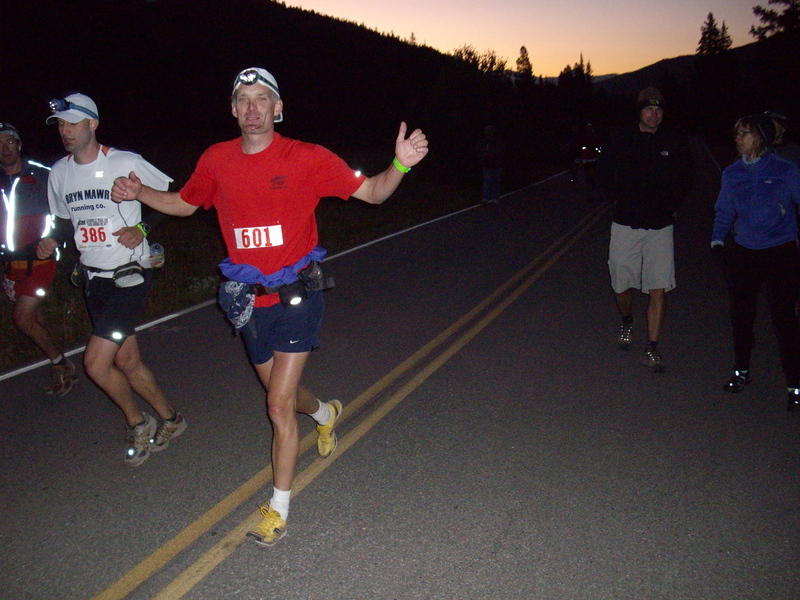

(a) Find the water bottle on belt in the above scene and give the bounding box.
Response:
[147,242,165,269]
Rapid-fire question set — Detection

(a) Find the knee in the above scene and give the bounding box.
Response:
[12,306,35,333]
[114,352,141,376]
[84,355,109,383]
[267,394,298,429]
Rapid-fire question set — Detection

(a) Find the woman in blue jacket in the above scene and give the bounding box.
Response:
[712,113,800,411]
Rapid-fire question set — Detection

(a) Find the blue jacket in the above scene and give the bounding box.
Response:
[712,152,800,250]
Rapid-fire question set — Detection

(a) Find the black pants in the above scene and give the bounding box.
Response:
[725,241,800,386]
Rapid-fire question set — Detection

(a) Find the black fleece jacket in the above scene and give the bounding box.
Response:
[598,124,692,229]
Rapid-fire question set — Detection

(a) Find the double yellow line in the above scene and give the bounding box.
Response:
[92,201,609,600]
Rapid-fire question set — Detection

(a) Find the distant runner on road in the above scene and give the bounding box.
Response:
[112,67,429,546]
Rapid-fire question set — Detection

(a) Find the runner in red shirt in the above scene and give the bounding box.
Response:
[112,67,429,546]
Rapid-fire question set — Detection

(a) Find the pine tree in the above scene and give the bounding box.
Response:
[695,12,740,132]
[558,54,592,93]
[719,22,733,50]
[697,12,721,54]
[750,0,800,39]
[516,46,533,77]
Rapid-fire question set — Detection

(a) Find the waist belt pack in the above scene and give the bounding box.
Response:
[253,262,333,297]
[218,261,334,333]
[79,261,146,288]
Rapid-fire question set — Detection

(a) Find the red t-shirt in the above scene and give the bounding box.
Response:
[180,133,366,307]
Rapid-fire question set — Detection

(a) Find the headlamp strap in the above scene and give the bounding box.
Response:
[49,98,99,120]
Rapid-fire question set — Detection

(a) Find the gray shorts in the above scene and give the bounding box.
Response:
[608,222,675,294]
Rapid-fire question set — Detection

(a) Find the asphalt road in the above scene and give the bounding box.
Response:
[1,142,799,600]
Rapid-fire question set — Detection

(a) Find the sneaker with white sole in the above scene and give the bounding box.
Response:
[150,412,187,453]
[316,399,342,458]
[124,412,157,467]
[246,505,287,547]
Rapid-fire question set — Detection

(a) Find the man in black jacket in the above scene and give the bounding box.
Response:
[599,87,691,372]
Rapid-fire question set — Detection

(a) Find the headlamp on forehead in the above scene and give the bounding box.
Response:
[237,69,260,85]
[232,68,280,97]
[48,98,99,120]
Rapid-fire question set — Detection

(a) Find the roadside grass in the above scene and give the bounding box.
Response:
[0,162,562,374]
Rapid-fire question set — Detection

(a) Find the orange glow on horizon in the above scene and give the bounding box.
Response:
[285,0,760,77]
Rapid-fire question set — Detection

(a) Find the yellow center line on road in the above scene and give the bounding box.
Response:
[90,202,609,600]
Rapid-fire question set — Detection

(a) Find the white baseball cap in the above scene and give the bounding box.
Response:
[231,68,283,123]
[45,93,100,124]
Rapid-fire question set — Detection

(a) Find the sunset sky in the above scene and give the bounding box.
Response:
[286,0,762,76]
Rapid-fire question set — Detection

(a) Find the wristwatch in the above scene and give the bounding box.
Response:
[136,221,151,237]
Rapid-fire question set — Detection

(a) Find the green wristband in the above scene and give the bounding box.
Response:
[392,157,411,173]
[136,222,150,237]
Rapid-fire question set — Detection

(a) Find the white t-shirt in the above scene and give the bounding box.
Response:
[48,146,172,275]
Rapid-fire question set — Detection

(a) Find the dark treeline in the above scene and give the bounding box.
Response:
[5,0,576,193]
[7,1,796,187]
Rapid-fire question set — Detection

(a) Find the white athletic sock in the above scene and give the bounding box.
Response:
[310,399,332,425]
[269,487,291,521]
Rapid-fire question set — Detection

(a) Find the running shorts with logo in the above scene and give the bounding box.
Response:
[240,290,324,364]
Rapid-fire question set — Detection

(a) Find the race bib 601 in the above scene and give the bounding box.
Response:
[233,225,283,249]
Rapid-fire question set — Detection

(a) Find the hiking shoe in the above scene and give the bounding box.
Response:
[45,358,77,397]
[617,323,633,350]
[150,411,187,453]
[641,347,664,372]
[788,388,800,412]
[124,413,157,467]
[316,399,342,458]
[246,505,287,547]
[723,370,751,393]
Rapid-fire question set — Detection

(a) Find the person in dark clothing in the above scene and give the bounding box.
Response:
[0,121,76,396]
[569,122,602,199]
[711,113,800,411]
[765,110,800,167]
[477,125,504,204]
[598,87,692,372]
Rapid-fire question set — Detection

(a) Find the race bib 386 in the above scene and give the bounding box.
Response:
[76,217,112,250]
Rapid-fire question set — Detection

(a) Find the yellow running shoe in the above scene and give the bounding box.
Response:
[246,505,287,547]
[316,399,342,458]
